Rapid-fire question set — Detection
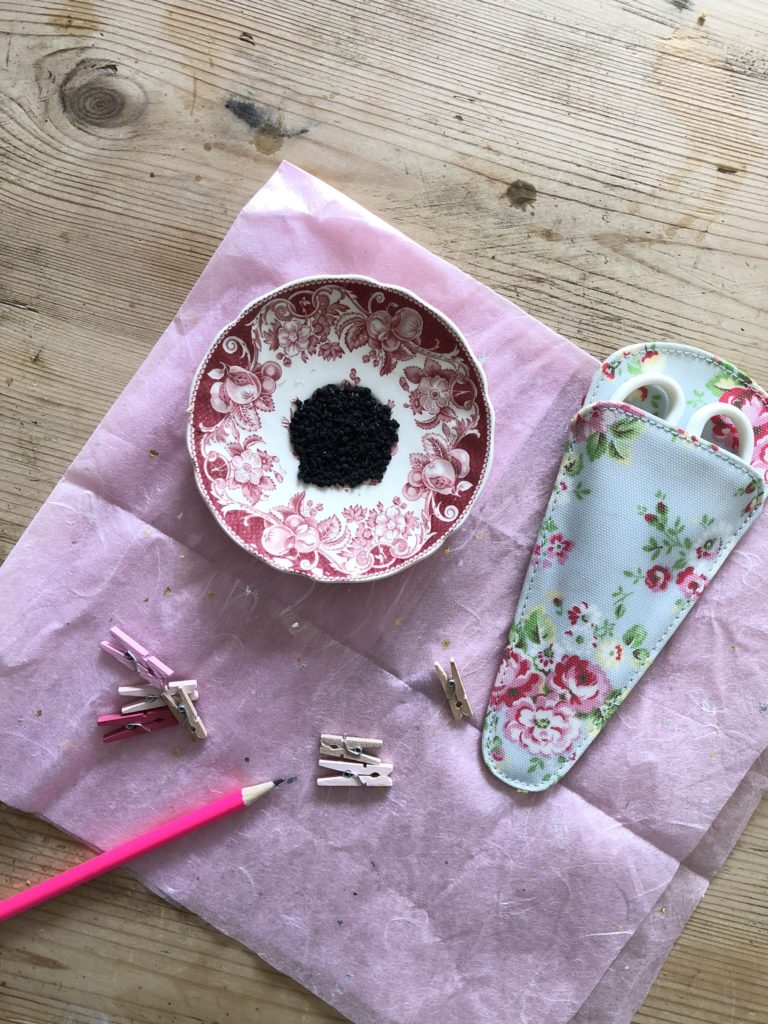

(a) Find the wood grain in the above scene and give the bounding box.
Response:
[1,0,767,1020]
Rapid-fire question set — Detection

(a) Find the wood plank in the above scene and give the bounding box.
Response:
[1,0,766,1020]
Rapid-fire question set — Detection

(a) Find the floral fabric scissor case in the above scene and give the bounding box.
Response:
[483,343,768,791]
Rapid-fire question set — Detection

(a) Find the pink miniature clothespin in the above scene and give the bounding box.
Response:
[97,707,178,742]
[100,627,173,686]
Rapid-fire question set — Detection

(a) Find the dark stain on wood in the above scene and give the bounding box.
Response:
[716,164,739,174]
[224,96,309,154]
[60,59,147,130]
[669,0,691,10]
[239,31,255,45]
[505,180,537,210]
[0,298,39,313]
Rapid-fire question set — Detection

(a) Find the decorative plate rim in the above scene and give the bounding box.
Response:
[186,274,496,583]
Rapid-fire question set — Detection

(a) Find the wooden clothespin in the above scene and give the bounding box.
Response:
[317,760,393,788]
[100,627,173,686]
[97,708,178,742]
[319,734,382,765]
[161,683,207,741]
[434,658,472,721]
[119,682,199,714]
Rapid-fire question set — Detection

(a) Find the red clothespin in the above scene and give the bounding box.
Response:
[97,707,178,742]
[100,627,173,686]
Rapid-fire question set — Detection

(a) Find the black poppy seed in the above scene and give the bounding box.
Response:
[289,383,399,489]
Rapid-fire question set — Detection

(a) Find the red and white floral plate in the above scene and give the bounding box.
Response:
[187,276,494,582]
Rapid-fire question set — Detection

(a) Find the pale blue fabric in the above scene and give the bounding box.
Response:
[483,344,767,791]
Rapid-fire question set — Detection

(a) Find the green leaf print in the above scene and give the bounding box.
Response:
[610,417,644,440]
[524,608,556,646]
[563,448,583,477]
[574,481,591,500]
[609,438,631,462]
[527,756,546,774]
[508,621,527,652]
[622,624,647,648]
[705,370,748,397]
[586,432,609,461]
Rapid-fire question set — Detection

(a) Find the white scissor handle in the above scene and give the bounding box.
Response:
[686,402,755,464]
[610,372,686,425]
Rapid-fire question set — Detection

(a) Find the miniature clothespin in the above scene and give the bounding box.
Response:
[165,683,207,741]
[319,734,382,765]
[100,627,173,686]
[97,708,178,742]
[317,760,393,787]
[119,681,199,714]
[434,658,472,721]
[99,627,207,742]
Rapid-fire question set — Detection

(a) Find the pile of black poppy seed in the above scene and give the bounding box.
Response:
[289,383,399,488]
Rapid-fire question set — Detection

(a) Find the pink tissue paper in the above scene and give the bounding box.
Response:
[1,163,767,1024]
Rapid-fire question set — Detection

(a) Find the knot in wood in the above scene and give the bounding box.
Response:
[60,60,146,129]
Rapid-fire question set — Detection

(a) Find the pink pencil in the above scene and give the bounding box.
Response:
[0,779,288,923]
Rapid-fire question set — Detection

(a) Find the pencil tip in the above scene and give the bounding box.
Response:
[273,777,285,786]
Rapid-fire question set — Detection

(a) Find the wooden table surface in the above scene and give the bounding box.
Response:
[1,1,767,1021]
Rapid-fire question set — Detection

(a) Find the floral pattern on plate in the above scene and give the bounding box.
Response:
[188,276,493,581]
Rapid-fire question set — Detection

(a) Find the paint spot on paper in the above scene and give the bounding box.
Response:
[208,591,215,598]
[148,449,159,458]
[441,639,451,649]
[171,746,182,758]
[394,617,402,627]
[34,709,43,718]
[163,586,172,596]
[143,597,149,602]
[759,702,768,713]
[443,546,452,556]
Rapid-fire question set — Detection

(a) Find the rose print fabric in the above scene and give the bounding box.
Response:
[586,342,768,478]
[483,345,768,791]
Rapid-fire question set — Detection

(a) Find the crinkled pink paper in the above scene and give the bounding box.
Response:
[1,163,766,1024]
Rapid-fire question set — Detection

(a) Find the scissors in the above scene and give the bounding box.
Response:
[610,370,755,465]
